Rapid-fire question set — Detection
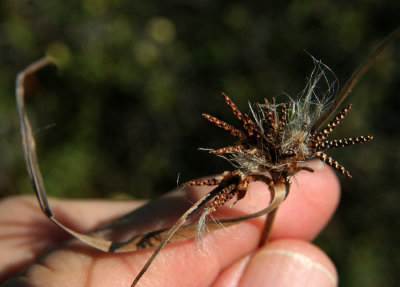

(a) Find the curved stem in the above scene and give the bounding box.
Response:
[312,27,400,132]
[259,207,278,245]
[259,180,290,245]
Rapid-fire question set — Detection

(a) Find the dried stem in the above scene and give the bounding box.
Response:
[259,208,278,245]
[312,27,400,132]
[259,181,290,245]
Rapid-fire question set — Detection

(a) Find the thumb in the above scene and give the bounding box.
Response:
[238,239,337,287]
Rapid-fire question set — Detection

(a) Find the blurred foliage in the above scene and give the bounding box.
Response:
[0,0,399,286]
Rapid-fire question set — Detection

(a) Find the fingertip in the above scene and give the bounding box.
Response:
[239,239,338,287]
[272,160,341,240]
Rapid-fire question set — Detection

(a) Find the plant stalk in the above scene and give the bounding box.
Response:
[259,207,278,245]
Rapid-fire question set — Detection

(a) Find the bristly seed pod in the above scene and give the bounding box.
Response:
[203,59,372,184]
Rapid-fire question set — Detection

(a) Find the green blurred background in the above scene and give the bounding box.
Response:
[0,0,399,286]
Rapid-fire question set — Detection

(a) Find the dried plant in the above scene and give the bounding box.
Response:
[15,28,398,287]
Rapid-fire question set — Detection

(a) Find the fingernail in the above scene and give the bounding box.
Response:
[240,248,337,287]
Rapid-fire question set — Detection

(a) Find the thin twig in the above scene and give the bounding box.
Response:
[259,208,278,245]
[312,27,400,132]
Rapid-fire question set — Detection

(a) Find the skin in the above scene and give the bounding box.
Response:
[0,160,340,287]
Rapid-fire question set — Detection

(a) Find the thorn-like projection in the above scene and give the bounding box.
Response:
[316,151,352,178]
[317,135,373,151]
[313,104,352,142]
[221,92,257,137]
[202,113,245,139]
[278,104,287,133]
[211,145,245,154]
[184,178,219,186]
[209,184,238,212]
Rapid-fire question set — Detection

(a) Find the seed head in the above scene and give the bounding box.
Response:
[203,59,373,181]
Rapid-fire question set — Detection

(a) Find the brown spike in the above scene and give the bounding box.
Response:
[317,135,373,151]
[315,104,352,141]
[209,184,237,212]
[278,104,286,133]
[316,151,352,178]
[221,92,244,122]
[262,106,277,135]
[211,145,245,154]
[184,178,219,186]
[243,114,257,137]
[221,92,256,136]
[202,113,245,139]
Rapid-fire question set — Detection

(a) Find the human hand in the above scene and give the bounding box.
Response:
[0,160,339,287]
